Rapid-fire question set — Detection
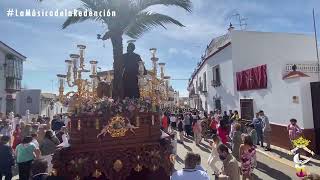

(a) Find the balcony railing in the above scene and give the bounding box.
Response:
[211,80,221,87]
[285,63,320,73]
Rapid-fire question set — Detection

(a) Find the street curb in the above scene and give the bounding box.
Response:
[256,149,295,168]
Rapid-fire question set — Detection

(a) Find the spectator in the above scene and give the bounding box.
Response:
[222,111,229,123]
[16,136,41,180]
[40,130,60,156]
[231,123,242,161]
[231,111,240,121]
[171,152,210,180]
[31,133,40,149]
[21,124,32,139]
[287,118,302,149]
[247,123,258,146]
[228,110,234,119]
[192,118,202,146]
[209,114,218,135]
[12,124,22,150]
[31,159,64,180]
[0,136,14,180]
[177,115,184,144]
[183,113,191,136]
[208,134,222,175]
[217,120,229,145]
[217,144,240,180]
[195,153,206,172]
[31,159,49,180]
[161,114,169,132]
[259,110,271,151]
[0,121,11,137]
[252,113,263,147]
[240,134,257,180]
[170,114,177,131]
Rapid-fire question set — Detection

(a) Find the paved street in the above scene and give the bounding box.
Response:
[174,134,301,180]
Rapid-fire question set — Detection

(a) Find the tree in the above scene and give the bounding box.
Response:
[62,0,192,99]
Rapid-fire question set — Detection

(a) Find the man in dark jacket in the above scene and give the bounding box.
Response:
[0,136,14,180]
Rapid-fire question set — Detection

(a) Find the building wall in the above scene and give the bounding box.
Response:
[205,45,237,112]
[16,89,41,115]
[231,30,318,128]
[0,50,7,114]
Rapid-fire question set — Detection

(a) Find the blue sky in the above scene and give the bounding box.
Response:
[0,0,319,96]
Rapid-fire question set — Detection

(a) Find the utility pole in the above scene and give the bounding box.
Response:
[313,8,320,81]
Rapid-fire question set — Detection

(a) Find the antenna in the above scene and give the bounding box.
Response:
[231,13,248,30]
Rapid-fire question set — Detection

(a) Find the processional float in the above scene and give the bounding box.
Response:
[52,44,174,180]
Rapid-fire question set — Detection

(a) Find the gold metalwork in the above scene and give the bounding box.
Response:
[57,45,99,109]
[113,160,123,172]
[136,116,140,127]
[92,169,102,178]
[97,115,128,138]
[138,49,170,110]
[95,119,100,130]
[134,164,143,172]
[77,119,81,131]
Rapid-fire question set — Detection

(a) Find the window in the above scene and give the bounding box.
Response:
[212,65,221,87]
[198,77,202,91]
[27,96,32,103]
[5,55,23,91]
[203,72,207,91]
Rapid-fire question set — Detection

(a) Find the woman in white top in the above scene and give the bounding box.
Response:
[208,134,222,175]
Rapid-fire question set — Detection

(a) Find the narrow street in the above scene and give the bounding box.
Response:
[174,135,300,180]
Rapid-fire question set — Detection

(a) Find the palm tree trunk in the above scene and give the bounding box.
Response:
[110,33,123,100]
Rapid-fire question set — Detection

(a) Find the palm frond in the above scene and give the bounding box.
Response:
[135,0,192,13]
[124,11,184,39]
[62,8,101,29]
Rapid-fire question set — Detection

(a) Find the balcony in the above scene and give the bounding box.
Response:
[6,78,21,93]
[211,80,221,87]
[285,63,319,73]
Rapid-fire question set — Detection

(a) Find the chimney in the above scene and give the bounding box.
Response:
[228,23,235,32]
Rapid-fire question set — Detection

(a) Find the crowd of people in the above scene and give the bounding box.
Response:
[165,108,310,180]
[0,109,313,180]
[0,114,69,180]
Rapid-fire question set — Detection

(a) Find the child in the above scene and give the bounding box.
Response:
[287,118,302,148]
[177,115,184,144]
[207,134,222,175]
[170,132,177,155]
[247,123,258,146]
[210,115,218,135]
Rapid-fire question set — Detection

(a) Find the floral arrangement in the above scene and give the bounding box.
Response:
[72,97,153,116]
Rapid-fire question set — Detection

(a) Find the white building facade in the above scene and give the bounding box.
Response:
[16,89,67,118]
[188,30,320,153]
[0,41,26,116]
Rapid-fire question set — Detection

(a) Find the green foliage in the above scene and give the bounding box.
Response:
[62,0,192,39]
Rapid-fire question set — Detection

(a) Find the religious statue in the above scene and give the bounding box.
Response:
[122,43,146,98]
[97,75,112,98]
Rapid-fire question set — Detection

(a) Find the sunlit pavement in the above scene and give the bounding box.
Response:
[174,135,301,180]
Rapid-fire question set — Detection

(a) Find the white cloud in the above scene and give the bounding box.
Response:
[168,48,178,54]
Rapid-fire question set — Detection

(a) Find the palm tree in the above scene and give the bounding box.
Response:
[62,0,192,99]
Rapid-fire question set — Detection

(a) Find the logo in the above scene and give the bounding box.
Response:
[290,137,315,178]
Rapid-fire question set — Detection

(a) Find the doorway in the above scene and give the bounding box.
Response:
[310,82,320,154]
[240,99,254,120]
[214,99,221,111]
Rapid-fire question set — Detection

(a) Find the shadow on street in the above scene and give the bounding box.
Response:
[255,161,292,180]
